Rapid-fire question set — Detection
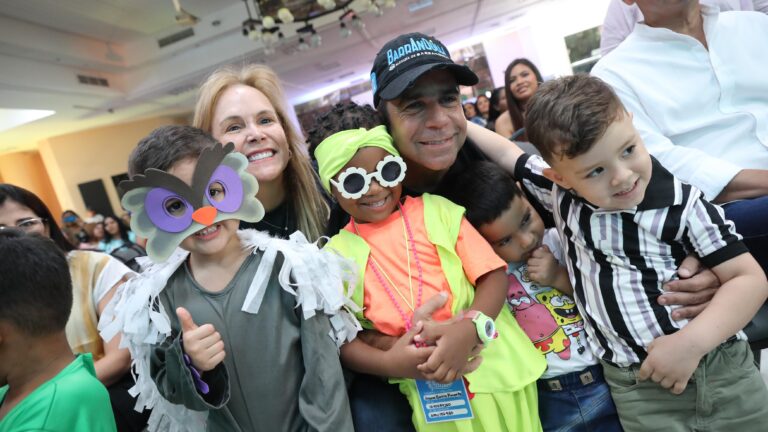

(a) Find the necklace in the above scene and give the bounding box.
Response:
[259,218,289,234]
[258,203,291,236]
[353,202,424,329]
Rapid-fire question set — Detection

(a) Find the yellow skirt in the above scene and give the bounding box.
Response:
[399,380,542,432]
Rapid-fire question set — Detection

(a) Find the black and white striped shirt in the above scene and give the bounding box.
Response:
[515,154,748,366]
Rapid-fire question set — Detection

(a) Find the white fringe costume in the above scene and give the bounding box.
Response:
[98,230,361,432]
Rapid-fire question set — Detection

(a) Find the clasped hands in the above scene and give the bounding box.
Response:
[360,292,485,384]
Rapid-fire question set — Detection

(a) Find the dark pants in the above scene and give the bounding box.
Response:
[537,364,622,432]
[349,373,415,432]
[723,196,768,276]
[108,372,150,432]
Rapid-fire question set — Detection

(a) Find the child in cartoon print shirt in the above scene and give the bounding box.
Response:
[444,161,623,432]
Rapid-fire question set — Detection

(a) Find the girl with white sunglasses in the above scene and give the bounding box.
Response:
[315,125,545,432]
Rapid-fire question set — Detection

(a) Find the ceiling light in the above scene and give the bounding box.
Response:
[319,0,337,11]
[0,108,56,133]
[262,15,276,29]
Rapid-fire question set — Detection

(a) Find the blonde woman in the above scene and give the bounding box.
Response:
[193,64,328,240]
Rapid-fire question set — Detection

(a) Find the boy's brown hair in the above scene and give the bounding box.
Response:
[525,75,626,162]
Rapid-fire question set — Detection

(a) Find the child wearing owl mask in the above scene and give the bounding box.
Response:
[99,125,358,432]
[315,124,546,432]
[441,161,622,432]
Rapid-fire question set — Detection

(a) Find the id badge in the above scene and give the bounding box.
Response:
[415,379,474,424]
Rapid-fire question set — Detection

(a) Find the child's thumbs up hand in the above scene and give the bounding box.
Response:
[177,307,226,372]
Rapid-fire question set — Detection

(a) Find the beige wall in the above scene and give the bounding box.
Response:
[0,150,62,218]
[38,116,185,216]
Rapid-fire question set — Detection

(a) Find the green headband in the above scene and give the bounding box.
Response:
[314,125,399,193]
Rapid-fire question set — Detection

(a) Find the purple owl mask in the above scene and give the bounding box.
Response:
[119,142,265,262]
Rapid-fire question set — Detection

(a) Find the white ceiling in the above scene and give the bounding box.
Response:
[0,0,545,154]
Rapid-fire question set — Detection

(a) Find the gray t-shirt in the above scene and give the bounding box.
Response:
[150,252,353,432]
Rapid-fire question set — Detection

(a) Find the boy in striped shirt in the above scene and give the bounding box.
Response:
[469,74,768,431]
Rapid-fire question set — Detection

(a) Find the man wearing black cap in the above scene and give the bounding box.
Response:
[369,33,488,196]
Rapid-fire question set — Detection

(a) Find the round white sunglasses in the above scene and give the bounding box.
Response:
[331,154,407,199]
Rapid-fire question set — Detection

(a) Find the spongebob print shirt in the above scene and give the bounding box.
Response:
[506,229,596,378]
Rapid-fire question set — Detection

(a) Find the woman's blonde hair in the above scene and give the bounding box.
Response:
[193,64,328,240]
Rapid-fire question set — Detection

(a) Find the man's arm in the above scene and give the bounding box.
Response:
[714,169,768,203]
[466,122,526,173]
[639,252,768,394]
[639,195,767,393]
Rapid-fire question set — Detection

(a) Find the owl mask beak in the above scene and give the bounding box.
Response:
[192,206,218,227]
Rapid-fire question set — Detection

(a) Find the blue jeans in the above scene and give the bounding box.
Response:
[349,373,415,432]
[537,364,623,432]
[723,196,768,276]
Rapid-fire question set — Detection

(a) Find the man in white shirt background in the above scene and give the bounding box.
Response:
[592,0,768,274]
[599,0,768,55]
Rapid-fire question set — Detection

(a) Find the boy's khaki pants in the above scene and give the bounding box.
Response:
[601,340,768,432]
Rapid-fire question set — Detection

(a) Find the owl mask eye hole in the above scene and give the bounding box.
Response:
[206,165,243,213]
[164,197,188,216]
[208,182,226,202]
[145,188,194,233]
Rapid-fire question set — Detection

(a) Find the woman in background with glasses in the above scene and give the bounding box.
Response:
[0,184,148,432]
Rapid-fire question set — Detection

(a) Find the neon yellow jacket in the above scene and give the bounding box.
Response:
[327,193,545,393]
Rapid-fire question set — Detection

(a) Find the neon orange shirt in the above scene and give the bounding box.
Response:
[345,196,505,336]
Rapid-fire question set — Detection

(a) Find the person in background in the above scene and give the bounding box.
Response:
[475,94,491,124]
[0,184,145,431]
[119,212,131,229]
[463,101,486,126]
[484,87,507,132]
[592,0,768,276]
[61,210,91,247]
[99,215,136,255]
[78,222,106,251]
[599,0,768,55]
[494,58,543,141]
[0,229,117,432]
[85,207,104,225]
[193,64,328,240]
[444,161,622,432]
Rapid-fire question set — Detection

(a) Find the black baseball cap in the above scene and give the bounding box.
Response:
[370,32,479,106]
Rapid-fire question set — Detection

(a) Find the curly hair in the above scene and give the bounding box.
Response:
[305,102,383,156]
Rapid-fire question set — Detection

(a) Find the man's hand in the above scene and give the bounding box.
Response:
[527,246,559,287]
[638,333,706,394]
[177,307,226,372]
[659,255,720,320]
